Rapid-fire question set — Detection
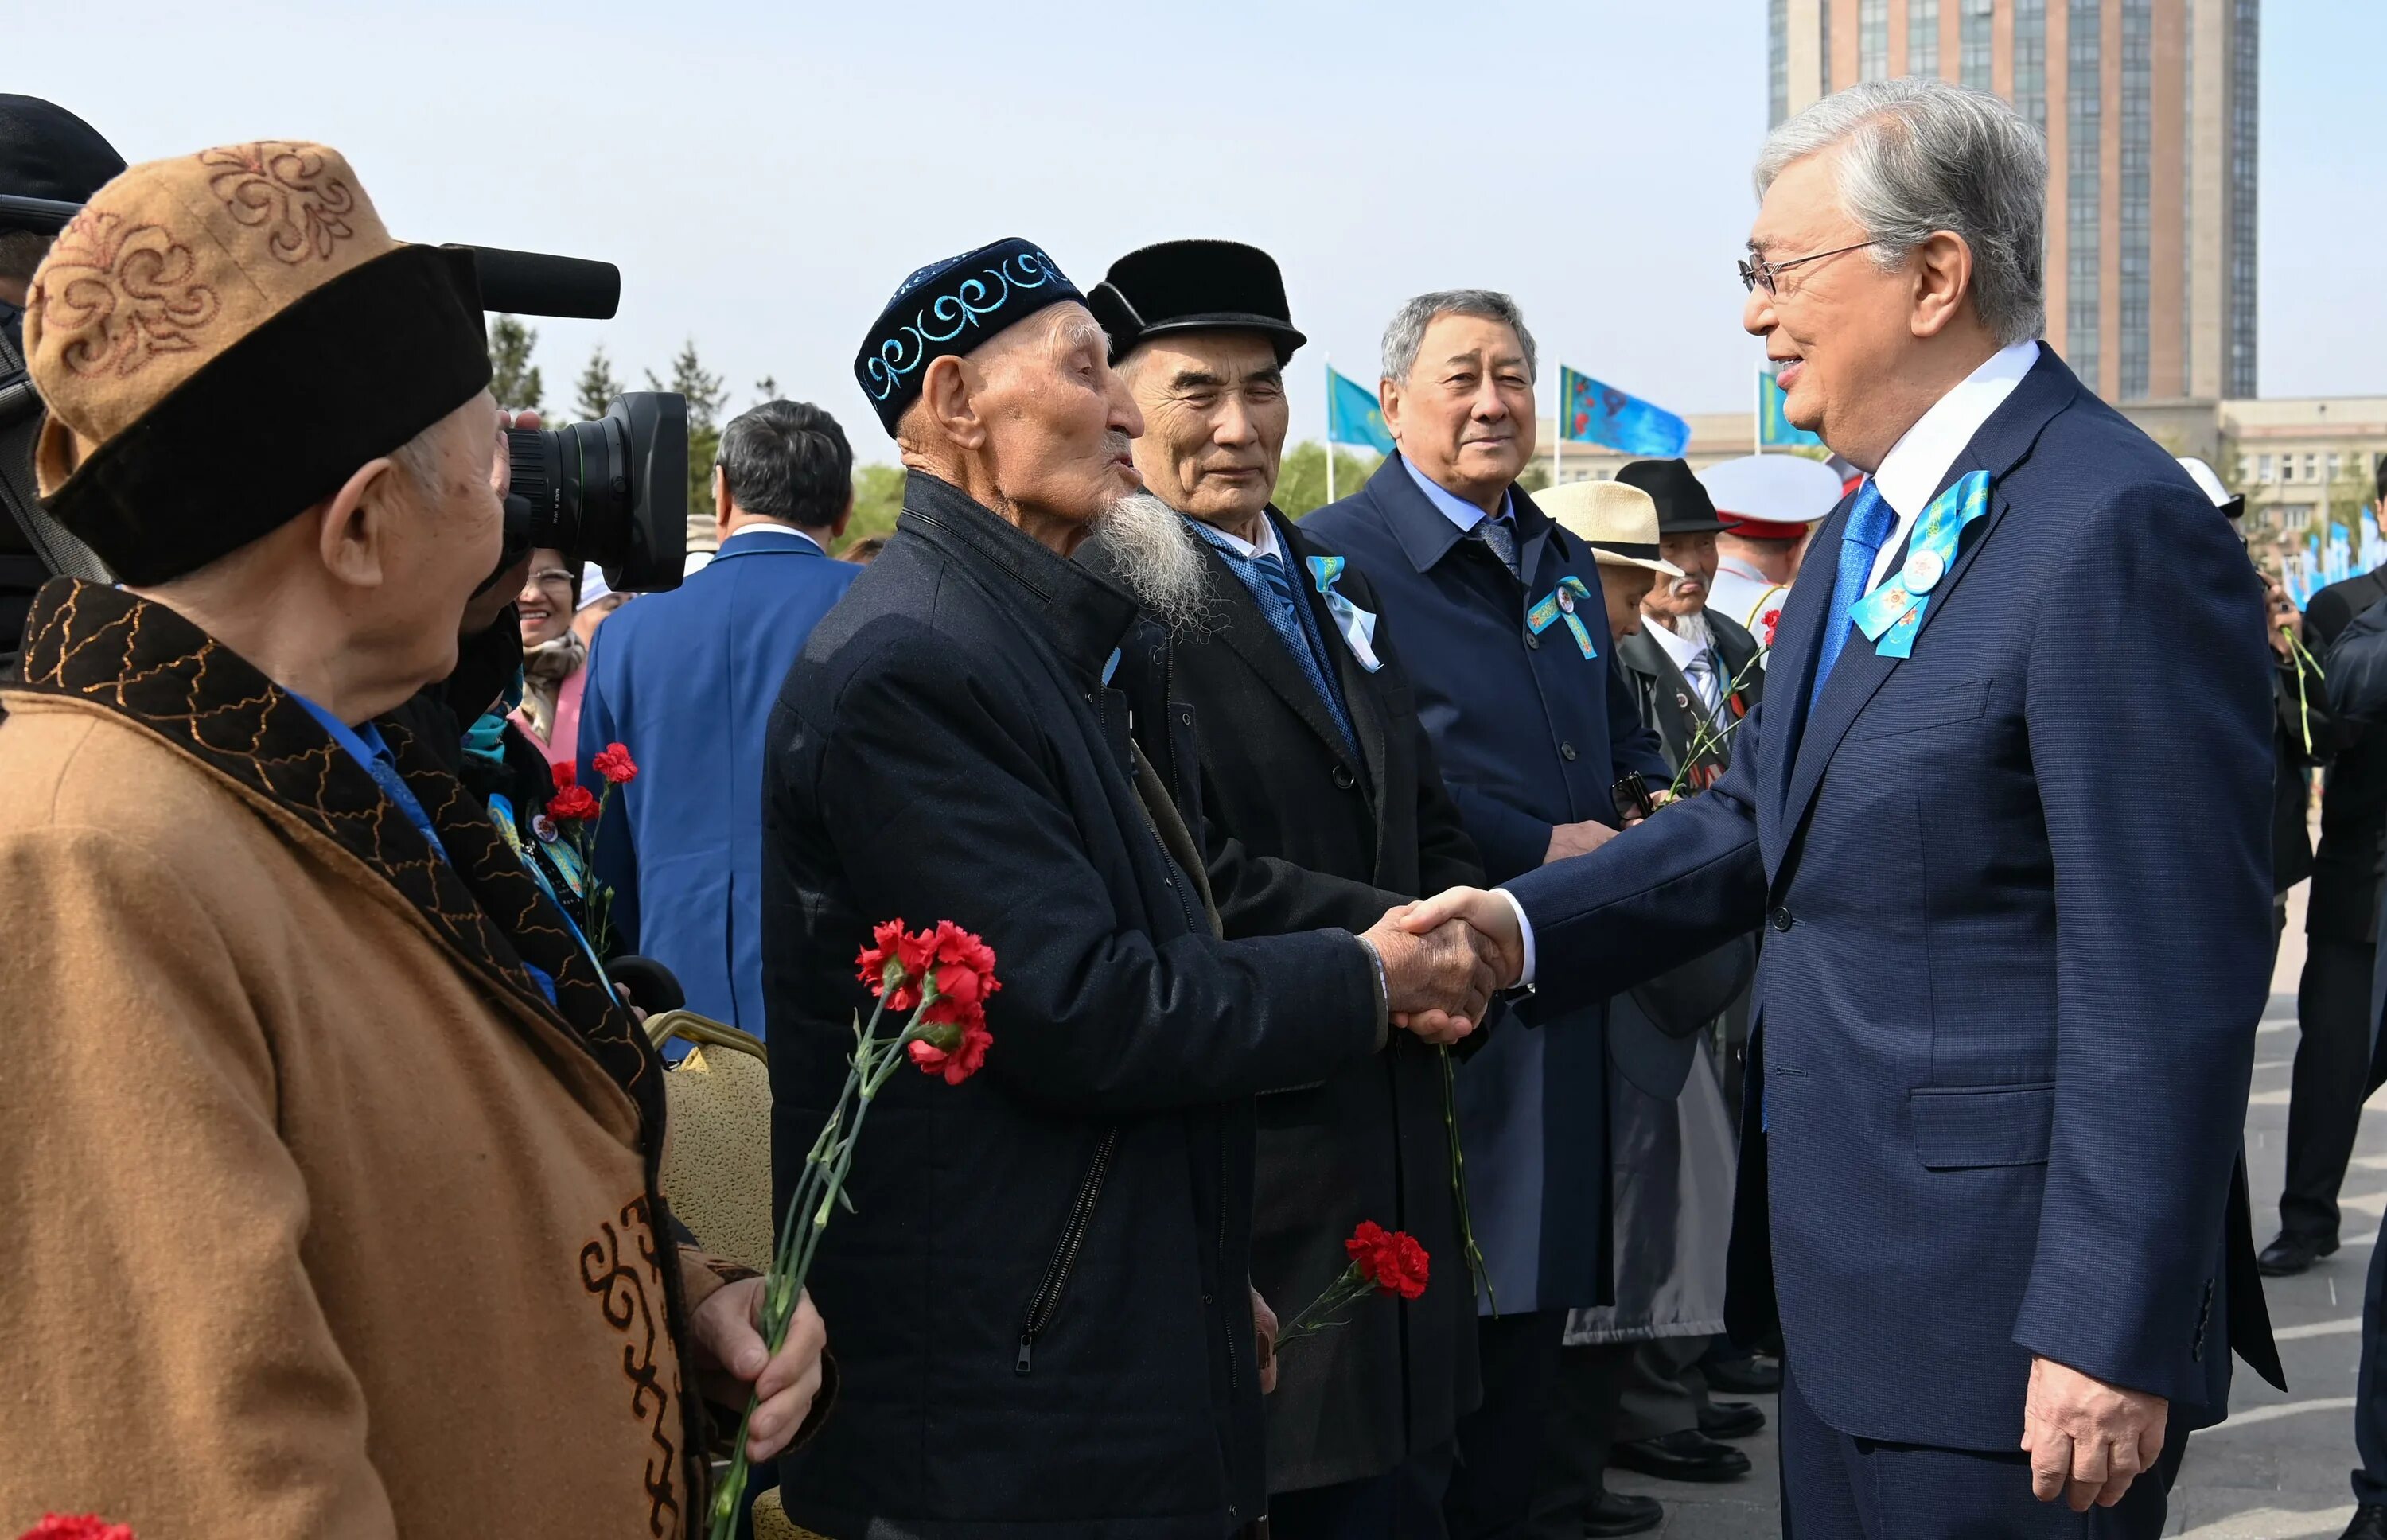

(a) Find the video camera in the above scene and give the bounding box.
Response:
[0,192,689,597]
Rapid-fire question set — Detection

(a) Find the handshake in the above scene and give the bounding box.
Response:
[1357,888,1529,1046]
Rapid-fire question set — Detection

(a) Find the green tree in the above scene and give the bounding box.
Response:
[1274,442,1381,519]
[573,344,623,422]
[1517,461,1552,493]
[755,375,781,404]
[2329,458,2380,540]
[847,464,906,546]
[648,341,731,518]
[486,315,544,414]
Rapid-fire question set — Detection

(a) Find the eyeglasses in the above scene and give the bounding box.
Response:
[1737,241,1881,297]
[528,568,575,592]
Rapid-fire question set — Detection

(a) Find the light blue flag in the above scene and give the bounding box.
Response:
[1328,367,1396,453]
[1560,366,1691,457]
[1758,363,1824,449]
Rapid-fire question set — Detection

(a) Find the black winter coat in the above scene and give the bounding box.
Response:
[761,474,1384,1538]
[1086,508,1486,1495]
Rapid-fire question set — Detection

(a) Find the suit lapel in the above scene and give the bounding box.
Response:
[1199,537,1361,772]
[1773,349,2083,846]
[1283,515,1389,795]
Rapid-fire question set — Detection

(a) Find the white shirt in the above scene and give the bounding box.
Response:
[720,523,827,556]
[1186,511,1282,562]
[1494,338,2042,989]
[1863,339,2038,589]
[1644,613,1721,714]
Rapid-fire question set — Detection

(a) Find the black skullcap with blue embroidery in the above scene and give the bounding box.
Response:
[854,236,1083,435]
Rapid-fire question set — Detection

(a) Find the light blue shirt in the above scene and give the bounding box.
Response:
[1401,453,1513,535]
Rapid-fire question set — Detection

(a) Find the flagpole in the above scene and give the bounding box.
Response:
[1551,367,1562,487]
[1754,364,1764,455]
[1325,356,1336,505]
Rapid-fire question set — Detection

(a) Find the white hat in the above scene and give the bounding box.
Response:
[577,562,615,610]
[2175,457,2245,519]
[1697,453,1844,537]
[1537,480,1684,577]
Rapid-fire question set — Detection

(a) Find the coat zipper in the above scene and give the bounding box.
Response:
[1218,1131,1237,1392]
[1016,1127,1120,1373]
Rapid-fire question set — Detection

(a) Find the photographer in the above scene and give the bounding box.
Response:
[0,95,122,660]
[0,142,823,1535]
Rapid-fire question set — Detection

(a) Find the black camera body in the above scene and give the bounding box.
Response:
[504,392,687,594]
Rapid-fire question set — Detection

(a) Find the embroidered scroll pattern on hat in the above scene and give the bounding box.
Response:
[200,142,358,264]
[33,209,221,379]
[863,247,1060,402]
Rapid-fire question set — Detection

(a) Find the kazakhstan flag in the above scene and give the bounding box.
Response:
[1560,367,1691,457]
[1758,362,1824,449]
[1328,367,1396,453]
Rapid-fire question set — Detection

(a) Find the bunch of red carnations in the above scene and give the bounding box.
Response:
[1275,1220,1431,1355]
[540,741,639,953]
[706,917,1000,1539]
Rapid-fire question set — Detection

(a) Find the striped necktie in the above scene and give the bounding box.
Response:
[1248,550,1361,762]
[1809,480,1897,710]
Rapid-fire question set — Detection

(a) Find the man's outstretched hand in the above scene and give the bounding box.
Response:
[1359,910,1498,1045]
[1396,888,1525,993]
[2022,1355,2167,1512]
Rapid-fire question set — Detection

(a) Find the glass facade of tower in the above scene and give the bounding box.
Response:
[2120,0,2153,399]
[2013,0,2048,135]
[2066,0,2103,392]
[1860,0,1889,80]
[1770,0,1789,127]
[2229,0,2260,397]
[1961,0,1996,88]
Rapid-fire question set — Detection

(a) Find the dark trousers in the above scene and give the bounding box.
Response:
[1778,1362,2186,1539]
[1521,1342,1632,1540]
[2357,1218,2387,1506]
[1270,1445,1453,1540]
[1614,1336,1708,1442]
[2284,936,2377,1242]
[1444,1310,1567,1540]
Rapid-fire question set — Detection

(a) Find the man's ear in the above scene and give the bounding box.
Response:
[1910,231,1975,340]
[830,487,855,542]
[918,355,987,451]
[313,456,405,589]
[1379,376,1405,445]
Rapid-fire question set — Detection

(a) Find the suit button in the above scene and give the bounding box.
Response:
[1560,742,1578,762]
[1526,631,1542,650]
[1770,905,1794,932]
[1333,765,1357,791]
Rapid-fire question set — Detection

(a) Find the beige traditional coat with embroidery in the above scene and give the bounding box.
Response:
[0,581,730,1539]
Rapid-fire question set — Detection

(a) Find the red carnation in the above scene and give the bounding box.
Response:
[922,920,1002,1024]
[551,760,578,789]
[592,741,639,785]
[855,919,940,1010]
[1345,1220,1431,1301]
[547,783,601,822]
[18,1518,136,1540]
[907,1018,994,1085]
[1760,608,1782,648]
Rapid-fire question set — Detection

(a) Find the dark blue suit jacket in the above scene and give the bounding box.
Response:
[579,526,859,1030]
[1507,350,2284,1448]
[1306,457,1667,1314]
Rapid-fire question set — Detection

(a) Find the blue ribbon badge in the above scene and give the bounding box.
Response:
[1306,554,1383,672]
[1847,470,1992,660]
[1526,575,1599,659]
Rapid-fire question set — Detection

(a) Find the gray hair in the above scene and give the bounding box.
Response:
[1754,77,2046,347]
[1380,290,1538,385]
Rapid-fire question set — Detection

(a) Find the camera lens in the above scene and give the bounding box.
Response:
[502,391,688,592]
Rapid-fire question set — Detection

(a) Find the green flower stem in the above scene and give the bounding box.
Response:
[1274,1262,1371,1349]
[1439,1047,1495,1316]
[1665,650,1767,801]
[707,976,940,1540]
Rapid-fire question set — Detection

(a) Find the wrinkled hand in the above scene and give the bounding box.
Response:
[1545,819,1620,863]
[2264,570,2301,659]
[2021,1355,2167,1511]
[1396,887,1525,994]
[1252,1287,1279,1395]
[689,1278,827,1462]
[1360,910,1496,1044]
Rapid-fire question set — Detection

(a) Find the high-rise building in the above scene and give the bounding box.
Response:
[1767,0,2258,402]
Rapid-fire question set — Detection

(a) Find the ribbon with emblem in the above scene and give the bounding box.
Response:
[1305,554,1384,672]
[1526,575,1598,659]
[1847,469,1993,659]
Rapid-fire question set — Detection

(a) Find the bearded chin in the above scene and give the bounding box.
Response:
[1096,493,1212,636]
[1670,608,1714,651]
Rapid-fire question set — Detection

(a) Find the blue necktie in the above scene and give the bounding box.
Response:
[1470,515,1521,580]
[1249,550,1362,762]
[1809,480,1897,710]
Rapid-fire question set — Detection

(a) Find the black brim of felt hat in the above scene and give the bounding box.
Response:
[1129,313,1307,360]
[1656,512,1731,535]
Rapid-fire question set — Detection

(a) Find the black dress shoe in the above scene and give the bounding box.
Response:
[1699,1398,1767,1440]
[1585,1485,1665,1538]
[1702,1349,1783,1395]
[1609,1429,1754,1484]
[2340,1503,2387,1540]
[2258,1231,2340,1277]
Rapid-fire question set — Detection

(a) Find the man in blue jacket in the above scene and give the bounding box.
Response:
[578,399,862,1030]
[1304,287,1667,1540]
[1403,79,2282,1538]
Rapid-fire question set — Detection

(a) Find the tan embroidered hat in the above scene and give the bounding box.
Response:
[1536,479,1684,578]
[23,141,489,583]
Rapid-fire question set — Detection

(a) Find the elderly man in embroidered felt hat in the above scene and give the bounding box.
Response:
[761,237,1500,1539]
[0,142,825,1539]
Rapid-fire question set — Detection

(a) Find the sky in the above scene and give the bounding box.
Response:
[18,0,2385,455]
